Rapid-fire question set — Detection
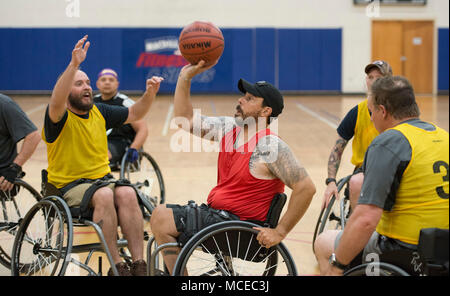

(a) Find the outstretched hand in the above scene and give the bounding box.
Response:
[71,35,90,67]
[179,59,218,81]
[144,76,164,98]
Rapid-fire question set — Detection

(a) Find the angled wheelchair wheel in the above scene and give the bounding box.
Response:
[312,175,351,250]
[344,262,410,276]
[172,221,297,276]
[11,196,73,276]
[0,178,42,269]
[120,150,165,210]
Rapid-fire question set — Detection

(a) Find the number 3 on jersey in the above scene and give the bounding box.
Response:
[433,161,449,199]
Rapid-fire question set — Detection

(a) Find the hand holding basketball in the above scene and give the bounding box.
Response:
[179,59,218,81]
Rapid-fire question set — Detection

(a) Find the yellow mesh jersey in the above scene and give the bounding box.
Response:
[376,122,449,245]
[351,100,379,168]
[43,105,111,188]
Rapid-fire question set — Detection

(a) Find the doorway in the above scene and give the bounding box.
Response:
[372,20,434,94]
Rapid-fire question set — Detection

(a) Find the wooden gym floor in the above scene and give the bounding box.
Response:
[1,93,448,276]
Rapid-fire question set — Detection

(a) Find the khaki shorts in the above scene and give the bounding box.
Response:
[63,182,116,208]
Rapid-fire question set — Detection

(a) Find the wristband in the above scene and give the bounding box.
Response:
[325,178,336,185]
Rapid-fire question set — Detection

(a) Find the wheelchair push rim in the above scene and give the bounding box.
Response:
[172,221,298,276]
[11,196,73,276]
[119,150,165,207]
[0,178,42,269]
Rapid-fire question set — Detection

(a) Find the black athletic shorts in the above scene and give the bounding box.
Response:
[167,202,239,245]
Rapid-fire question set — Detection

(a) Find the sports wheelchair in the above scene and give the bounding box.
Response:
[147,193,298,276]
[344,228,449,276]
[10,170,157,276]
[0,175,42,270]
[111,146,165,208]
[312,174,352,249]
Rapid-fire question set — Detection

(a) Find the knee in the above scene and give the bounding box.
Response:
[349,173,364,193]
[91,187,115,209]
[114,186,139,207]
[314,230,337,260]
[150,205,170,230]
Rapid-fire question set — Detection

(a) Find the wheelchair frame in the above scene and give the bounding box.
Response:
[0,177,42,269]
[119,147,165,206]
[10,176,157,276]
[147,193,298,276]
[312,174,352,250]
[344,228,449,276]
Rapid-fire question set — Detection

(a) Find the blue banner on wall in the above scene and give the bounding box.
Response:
[0,27,343,93]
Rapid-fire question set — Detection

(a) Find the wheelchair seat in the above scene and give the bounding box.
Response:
[418,228,449,276]
[344,228,449,276]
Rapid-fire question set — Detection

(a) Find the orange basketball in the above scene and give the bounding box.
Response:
[178,21,224,66]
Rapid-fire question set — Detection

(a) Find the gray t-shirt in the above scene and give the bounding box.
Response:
[0,94,37,170]
[358,119,436,211]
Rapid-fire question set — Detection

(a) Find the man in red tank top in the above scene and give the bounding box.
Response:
[150,60,316,274]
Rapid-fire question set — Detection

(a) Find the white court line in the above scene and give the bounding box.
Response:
[25,104,47,116]
[295,102,338,129]
[162,103,174,136]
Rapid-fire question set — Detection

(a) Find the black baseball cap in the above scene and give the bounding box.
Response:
[237,79,284,117]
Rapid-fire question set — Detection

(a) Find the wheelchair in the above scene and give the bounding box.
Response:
[10,172,155,276]
[111,146,165,209]
[0,175,42,270]
[312,174,352,249]
[147,193,298,276]
[344,228,449,276]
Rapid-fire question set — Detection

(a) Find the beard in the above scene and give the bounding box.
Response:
[234,105,260,127]
[68,91,93,112]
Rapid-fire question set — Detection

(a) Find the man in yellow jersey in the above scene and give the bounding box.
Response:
[42,35,164,276]
[314,75,449,275]
[322,61,392,210]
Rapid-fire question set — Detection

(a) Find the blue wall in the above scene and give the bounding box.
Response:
[0,27,342,93]
[438,28,449,92]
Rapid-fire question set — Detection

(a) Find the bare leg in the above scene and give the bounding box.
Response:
[150,205,182,274]
[313,230,340,275]
[114,186,144,261]
[348,172,364,211]
[91,187,122,264]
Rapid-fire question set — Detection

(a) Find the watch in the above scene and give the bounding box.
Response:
[325,178,336,185]
[329,253,348,270]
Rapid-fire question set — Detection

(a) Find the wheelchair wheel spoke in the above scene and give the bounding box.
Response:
[174,222,297,276]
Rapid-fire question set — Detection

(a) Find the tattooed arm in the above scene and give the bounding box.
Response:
[322,136,349,208]
[327,136,348,179]
[254,137,316,248]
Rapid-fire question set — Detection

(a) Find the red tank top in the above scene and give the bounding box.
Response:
[207,127,285,221]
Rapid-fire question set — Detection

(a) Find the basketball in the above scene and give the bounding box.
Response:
[178,21,224,66]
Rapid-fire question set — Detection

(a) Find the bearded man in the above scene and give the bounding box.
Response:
[43,35,163,276]
[149,60,316,274]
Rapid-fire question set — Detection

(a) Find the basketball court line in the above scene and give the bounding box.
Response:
[295,102,338,129]
[25,104,47,116]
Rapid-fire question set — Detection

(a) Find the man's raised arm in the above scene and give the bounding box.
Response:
[49,35,90,123]
[173,60,217,134]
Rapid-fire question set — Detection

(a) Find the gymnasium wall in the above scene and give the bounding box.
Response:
[0,0,448,93]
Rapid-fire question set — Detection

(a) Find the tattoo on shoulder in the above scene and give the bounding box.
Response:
[258,136,308,188]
